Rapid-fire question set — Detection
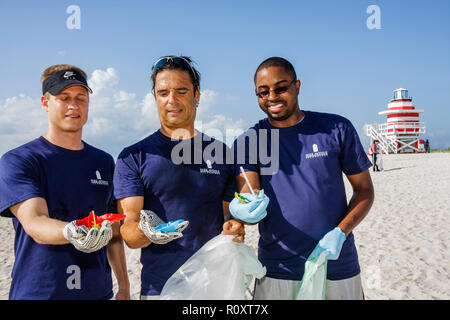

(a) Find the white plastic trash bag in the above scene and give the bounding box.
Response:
[295,249,328,300]
[376,154,383,170]
[160,234,266,300]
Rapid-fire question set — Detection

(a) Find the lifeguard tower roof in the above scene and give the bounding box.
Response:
[379,88,424,116]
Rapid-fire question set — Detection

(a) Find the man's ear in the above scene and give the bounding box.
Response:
[194,87,200,106]
[295,80,301,95]
[41,95,49,112]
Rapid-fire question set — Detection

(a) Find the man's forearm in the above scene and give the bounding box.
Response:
[25,215,70,245]
[10,198,70,245]
[120,220,151,249]
[338,187,374,237]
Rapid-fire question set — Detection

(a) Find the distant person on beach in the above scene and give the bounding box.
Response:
[425,139,430,153]
[232,57,375,300]
[369,140,381,172]
[113,56,244,299]
[0,64,130,300]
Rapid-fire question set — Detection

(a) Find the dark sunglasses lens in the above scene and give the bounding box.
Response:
[170,57,190,69]
[257,91,269,98]
[152,57,196,81]
[153,58,170,71]
[274,86,289,95]
[154,57,191,70]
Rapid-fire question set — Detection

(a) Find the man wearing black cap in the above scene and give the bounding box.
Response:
[0,64,130,300]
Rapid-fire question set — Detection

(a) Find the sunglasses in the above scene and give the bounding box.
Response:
[152,56,198,82]
[256,79,297,99]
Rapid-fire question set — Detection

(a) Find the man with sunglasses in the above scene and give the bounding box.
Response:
[232,57,374,299]
[113,56,245,299]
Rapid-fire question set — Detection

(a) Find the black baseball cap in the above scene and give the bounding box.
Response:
[42,69,93,95]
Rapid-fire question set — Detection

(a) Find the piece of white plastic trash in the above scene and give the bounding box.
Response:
[239,166,263,202]
[160,234,266,300]
[295,249,328,300]
[240,166,255,196]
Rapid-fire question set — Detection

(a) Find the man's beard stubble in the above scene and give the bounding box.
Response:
[259,100,299,122]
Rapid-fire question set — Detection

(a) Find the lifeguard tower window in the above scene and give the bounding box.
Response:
[394,89,410,100]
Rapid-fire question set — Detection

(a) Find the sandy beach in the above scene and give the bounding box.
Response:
[0,153,449,300]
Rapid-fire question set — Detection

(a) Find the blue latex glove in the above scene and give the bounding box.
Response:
[229,190,269,223]
[310,227,347,261]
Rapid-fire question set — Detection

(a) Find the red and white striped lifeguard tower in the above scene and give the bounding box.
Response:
[365,88,426,153]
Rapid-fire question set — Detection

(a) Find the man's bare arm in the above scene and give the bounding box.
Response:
[236,171,261,194]
[10,197,69,245]
[338,170,375,236]
[118,196,151,249]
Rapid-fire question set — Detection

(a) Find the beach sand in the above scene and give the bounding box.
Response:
[1,153,449,299]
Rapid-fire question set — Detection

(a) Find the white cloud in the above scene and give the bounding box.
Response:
[195,114,246,147]
[197,89,218,114]
[88,68,120,94]
[0,68,249,157]
[196,89,247,146]
[0,94,46,153]
[83,68,161,157]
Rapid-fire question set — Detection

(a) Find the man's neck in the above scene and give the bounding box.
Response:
[160,125,197,140]
[268,109,305,128]
[43,130,84,150]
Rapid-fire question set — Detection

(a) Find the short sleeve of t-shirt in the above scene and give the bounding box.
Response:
[0,151,44,217]
[337,119,372,175]
[113,147,144,200]
[232,127,261,176]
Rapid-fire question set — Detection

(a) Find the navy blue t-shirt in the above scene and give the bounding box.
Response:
[0,137,115,300]
[234,111,372,281]
[113,130,235,295]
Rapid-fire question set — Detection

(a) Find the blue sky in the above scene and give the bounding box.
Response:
[1,0,449,157]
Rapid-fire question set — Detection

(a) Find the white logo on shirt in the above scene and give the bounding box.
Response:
[91,170,109,186]
[200,160,220,175]
[305,144,329,159]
